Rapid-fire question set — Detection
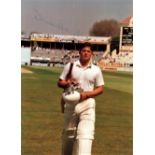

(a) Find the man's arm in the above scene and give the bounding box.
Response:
[57,62,75,89]
[80,85,104,101]
[57,79,70,89]
[57,78,79,89]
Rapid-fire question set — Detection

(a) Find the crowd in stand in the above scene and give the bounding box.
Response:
[31,47,79,65]
[25,46,133,71]
[97,50,133,71]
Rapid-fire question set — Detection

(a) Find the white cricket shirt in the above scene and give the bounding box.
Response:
[59,60,104,91]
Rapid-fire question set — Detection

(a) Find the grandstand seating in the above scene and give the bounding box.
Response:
[31,48,80,65]
[30,47,133,72]
[98,51,133,71]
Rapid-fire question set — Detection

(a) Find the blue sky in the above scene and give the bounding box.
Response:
[21,0,133,35]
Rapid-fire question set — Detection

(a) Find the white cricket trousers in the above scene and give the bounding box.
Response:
[61,98,95,155]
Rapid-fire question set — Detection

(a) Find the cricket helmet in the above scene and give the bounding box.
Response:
[62,91,80,104]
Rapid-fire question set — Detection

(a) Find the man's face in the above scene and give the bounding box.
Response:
[79,46,93,63]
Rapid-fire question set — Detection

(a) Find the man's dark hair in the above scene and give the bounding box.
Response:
[79,42,93,51]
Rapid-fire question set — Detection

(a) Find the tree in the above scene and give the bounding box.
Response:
[89,19,120,38]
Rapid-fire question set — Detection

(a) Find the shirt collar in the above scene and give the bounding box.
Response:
[76,59,92,69]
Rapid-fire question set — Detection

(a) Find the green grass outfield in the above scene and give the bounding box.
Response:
[22,66,133,155]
